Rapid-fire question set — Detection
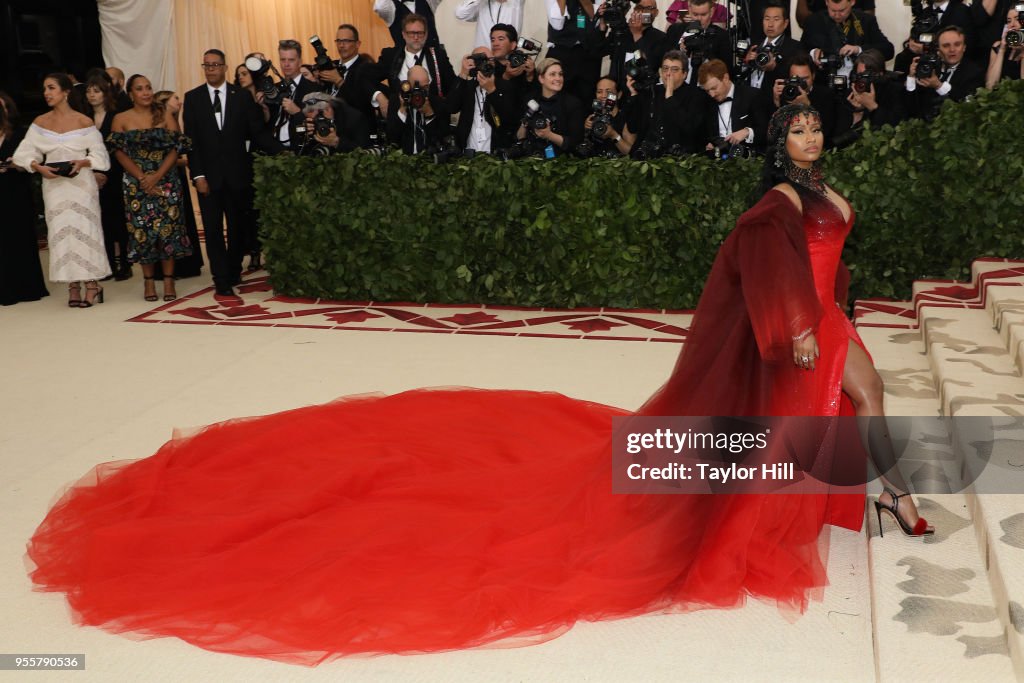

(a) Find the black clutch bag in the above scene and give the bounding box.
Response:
[45,160,76,177]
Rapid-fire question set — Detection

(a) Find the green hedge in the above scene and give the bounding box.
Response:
[254,79,1024,308]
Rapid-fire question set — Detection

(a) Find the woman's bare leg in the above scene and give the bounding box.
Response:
[841,340,933,532]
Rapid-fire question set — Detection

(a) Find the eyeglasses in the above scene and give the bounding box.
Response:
[201,63,225,69]
[403,30,427,37]
[660,66,683,73]
[335,38,357,44]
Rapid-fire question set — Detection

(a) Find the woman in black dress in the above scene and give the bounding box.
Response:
[86,76,132,281]
[0,91,49,305]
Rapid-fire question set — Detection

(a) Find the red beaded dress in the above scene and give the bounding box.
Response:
[27,189,867,665]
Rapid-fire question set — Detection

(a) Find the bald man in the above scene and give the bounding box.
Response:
[386,64,446,153]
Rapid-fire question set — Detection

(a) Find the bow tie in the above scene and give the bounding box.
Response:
[721,97,733,103]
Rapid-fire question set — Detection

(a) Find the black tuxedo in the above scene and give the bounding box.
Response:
[703,82,768,152]
[267,76,319,150]
[801,10,895,64]
[183,82,282,291]
[598,27,670,89]
[377,45,457,116]
[907,58,985,120]
[330,56,386,125]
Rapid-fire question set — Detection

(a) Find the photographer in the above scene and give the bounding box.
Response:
[317,25,385,129]
[628,50,709,157]
[665,0,733,80]
[741,1,803,94]
[974,0,1019,63]
[451,47,521,152]
[374,14,458,121]
[545,0,601,103]
[491,24,536,98]
[387,65,448,154]
[271,39,320,149]
[800,0,894,84]
[580,75,635,155]
[894,0,975,75]
[594,0,669,88]
[699,59,767,154]
[513,58,585,156]
[297,92,370,154]
[796,0,873,29]
[906,25,984,120]
[770,52,840,146]
[455,0,526,51]
[834,49,907,148]
[374,0,442,50]
[986,4,1024,87]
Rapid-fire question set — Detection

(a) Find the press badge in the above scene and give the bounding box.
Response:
[577,14,586,29]
[544,144,556,159]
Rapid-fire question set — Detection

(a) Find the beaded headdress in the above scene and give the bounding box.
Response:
[767,103,826,197]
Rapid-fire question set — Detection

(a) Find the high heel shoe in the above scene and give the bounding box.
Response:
[81,283,104,308]
[162,276,177,301]
[67,282,82,308]
[874,487,934,538]
[143,277,158,302]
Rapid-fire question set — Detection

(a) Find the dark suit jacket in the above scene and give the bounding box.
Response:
[907,58,985,119]
[332,56,385,124]
[377,44,458,116]
[629,83,709,156]
[266,76,319,150]
[598,27,670,87]
[182,82,282,191]
[894,1,977,74]
[801,10,895,62]
[665,23,734,75]
[703,82,768,151]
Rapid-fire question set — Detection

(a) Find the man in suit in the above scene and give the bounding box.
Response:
[698,58,768,153]
[316,24,387,133]
[183,49,283,299]
[769,53,843,147]
[451,47,522,153]
[628,50,709,157]
[386,65,449,153]
[801,0,894,85]
[269,39,320,150]
[895,0,976,74]
[594,0,669,89]
[741,1,803,95]
[372,14,458,120]
[905,25,984,120]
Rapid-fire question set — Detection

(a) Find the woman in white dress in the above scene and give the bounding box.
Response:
[13,73,111,307]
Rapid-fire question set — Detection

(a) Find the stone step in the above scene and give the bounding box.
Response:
[854,300,918,330]
[866,493,1018,683]
[985,284,1024,375]
[917,307,1024,416]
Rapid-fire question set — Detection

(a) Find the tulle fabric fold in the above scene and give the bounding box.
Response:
[28,389,830,664]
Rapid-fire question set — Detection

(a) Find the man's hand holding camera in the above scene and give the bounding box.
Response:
[909,57,942,89]
[318,65,344,87]
[773,77,810,108]
[281,97,301,116]
[847,81,878,111]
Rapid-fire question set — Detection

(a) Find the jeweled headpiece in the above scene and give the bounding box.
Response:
[767,103,826,197]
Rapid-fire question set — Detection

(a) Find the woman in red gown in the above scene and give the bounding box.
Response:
[26,104,931,665]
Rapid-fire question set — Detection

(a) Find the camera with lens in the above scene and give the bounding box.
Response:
[521,99,552,132]
[309,35,341,72]
[850,70,876,92]
[754,44,779,69]
[626,52,658,91]
[1007,29,1024,48]
[681,22,711,59]
[915,33,941,78]
[469,52,495,78]
[590,93,617,138]
[602,0,636,36]
[910,3,941,43]
[817,53,844,72]
[494,136,546,160]
[313,111,335,138]
[244,56,291,106]
[781,76,808,104]
[507,37,542,68]
[829,73,850,95]
[708,137,754,161]
[400,80,429,109]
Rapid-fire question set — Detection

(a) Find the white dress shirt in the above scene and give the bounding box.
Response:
[455,0,526,50]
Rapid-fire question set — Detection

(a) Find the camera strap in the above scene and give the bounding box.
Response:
[429,47,444,98]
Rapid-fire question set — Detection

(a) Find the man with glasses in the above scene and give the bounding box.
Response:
[627,50,709,157]
[271,39,320,150]
[373,14,457,121]
[317,24,385,129]
[374,0,443,50]
[183,49,282,300]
